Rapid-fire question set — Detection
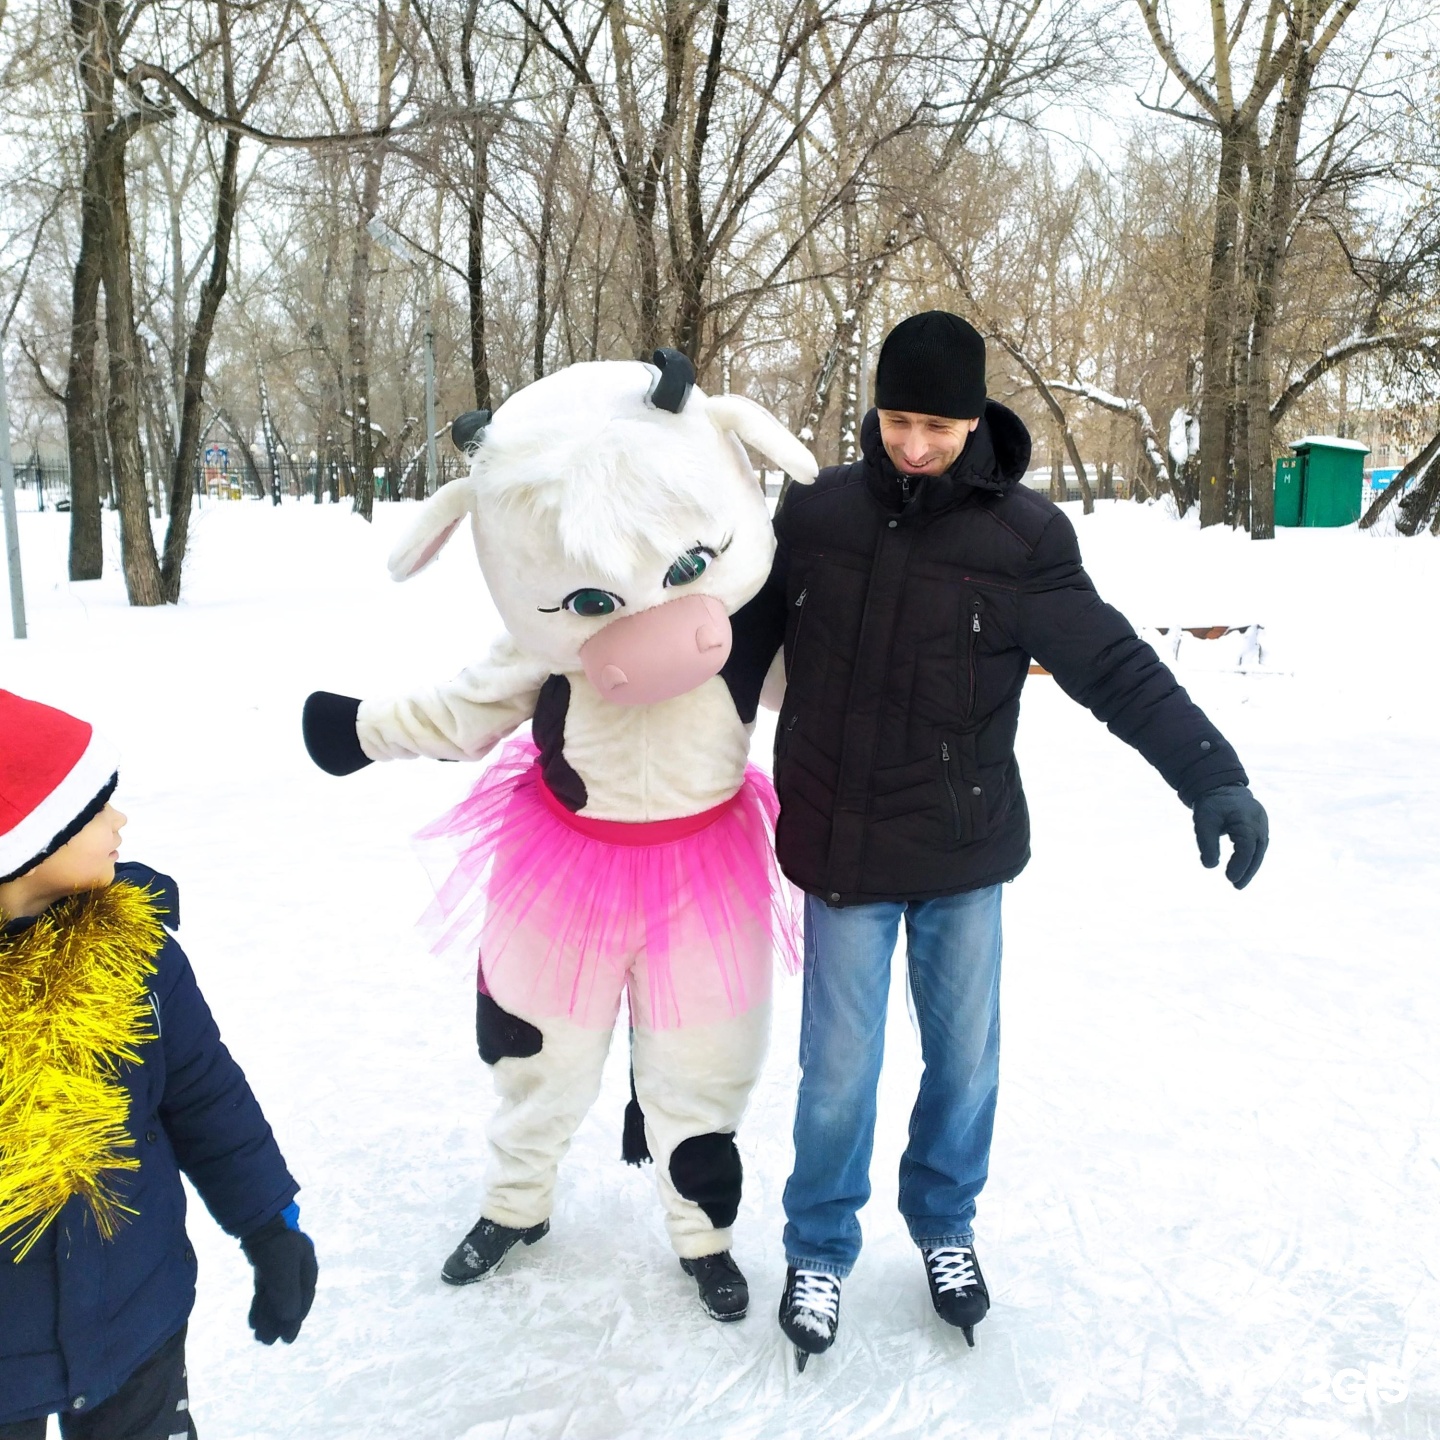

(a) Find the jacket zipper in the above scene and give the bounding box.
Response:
[779,589,808,752]
[940,741,963,840]
[790,586,809,657]
[965,597,983,718]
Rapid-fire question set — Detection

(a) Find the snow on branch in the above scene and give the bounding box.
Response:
[1270,329,1440,427]
[1048,379,1167,496]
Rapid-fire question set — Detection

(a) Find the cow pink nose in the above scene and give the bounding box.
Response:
[578,592,733,706]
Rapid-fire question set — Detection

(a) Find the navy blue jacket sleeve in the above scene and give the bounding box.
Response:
[154,940,299,1239]
[1016,508,1248,805]
[722,492,792,723]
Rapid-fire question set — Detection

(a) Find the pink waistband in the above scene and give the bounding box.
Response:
[533,764,742,846]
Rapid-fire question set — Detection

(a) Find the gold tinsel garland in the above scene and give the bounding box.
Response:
[0,882,162,1261]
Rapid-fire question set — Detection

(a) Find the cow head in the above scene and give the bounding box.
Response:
[387,352,816,703]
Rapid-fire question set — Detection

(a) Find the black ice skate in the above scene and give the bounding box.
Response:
[680,1250,749,1322]
[922,1244,989,1346]
[779,1267,842,1372]
[440,1216,549,1286]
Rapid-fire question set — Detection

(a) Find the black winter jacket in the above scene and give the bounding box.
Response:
[0,863,298,1425]
[736,405,1249,905]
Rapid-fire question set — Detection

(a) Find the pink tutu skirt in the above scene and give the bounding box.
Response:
[416,737,800,1030]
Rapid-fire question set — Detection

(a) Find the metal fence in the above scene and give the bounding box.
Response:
[11,458,73,511]
[7,452,470,511]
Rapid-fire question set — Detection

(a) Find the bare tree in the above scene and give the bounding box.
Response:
[1135,0,1300,527]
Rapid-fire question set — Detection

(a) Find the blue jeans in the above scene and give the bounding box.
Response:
[782,886,1003,1277]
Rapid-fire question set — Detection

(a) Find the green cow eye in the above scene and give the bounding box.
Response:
[563,588,623,617]
[664,547,715,588]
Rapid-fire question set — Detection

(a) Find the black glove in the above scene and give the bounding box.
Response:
[303,691,371,776]
[1192,784,1269,889]
[241,1213,318,1345]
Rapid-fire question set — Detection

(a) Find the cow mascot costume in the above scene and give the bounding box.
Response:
[302,351,815,1323]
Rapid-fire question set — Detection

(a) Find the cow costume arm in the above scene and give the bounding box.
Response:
[304,634,548,774]
[359,634,549,762]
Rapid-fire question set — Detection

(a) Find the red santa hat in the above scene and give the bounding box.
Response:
[0,691,119,884]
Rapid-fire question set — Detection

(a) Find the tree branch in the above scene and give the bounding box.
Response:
[17,333,66,405]
[124,61,465,149]
[1270,330,1440,425]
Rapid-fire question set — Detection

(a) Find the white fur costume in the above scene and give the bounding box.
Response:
[322,357,814,1262]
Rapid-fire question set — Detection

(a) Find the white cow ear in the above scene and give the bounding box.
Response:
[387,478,475,581]
[703,394,818,485]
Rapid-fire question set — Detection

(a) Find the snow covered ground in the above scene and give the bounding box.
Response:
[2,497,1438,1440]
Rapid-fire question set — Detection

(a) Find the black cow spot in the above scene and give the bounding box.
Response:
[669,1132,742,1229]
[476,992,543,1064]
[533,675,588,812]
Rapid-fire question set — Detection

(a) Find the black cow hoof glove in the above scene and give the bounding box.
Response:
[303,691,372,775]
[242,1215,318,1345]
[1192,784,1269,890]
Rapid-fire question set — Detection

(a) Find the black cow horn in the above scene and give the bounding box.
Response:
[646,348,694,413]
[450,409,491,453]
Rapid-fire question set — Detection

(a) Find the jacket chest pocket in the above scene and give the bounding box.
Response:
[940,733,990,845]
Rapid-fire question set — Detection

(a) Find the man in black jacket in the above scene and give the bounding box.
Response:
[741,312,1269,1367]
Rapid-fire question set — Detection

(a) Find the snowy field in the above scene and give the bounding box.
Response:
[2,496,1438,1440]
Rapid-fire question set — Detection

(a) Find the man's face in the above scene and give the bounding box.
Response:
[878,410,979,477]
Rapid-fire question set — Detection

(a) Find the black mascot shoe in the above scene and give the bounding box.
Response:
[779,1266,842,1372]
[922,1244,990,1346]
[680,1250,749,1322]
[440,1216,549,1286]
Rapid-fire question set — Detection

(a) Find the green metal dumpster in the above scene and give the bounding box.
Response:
[1275,436,1368,527]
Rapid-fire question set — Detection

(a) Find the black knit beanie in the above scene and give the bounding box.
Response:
[874,311,986,419]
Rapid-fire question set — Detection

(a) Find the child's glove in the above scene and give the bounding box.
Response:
[241,1204,318,1345]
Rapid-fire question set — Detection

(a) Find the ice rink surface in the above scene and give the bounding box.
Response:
[2,497,1437,1439]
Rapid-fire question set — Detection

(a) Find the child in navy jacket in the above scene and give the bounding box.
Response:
[0,691,317,1438]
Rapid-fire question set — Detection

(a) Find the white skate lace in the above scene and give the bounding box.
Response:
[925,1246,977,1294]
[789,1270,841,1335]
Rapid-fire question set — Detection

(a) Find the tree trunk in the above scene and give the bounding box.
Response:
[1246,52,1314,542]
[140,339,175,520]
[258,362,284,505]
[801,221,905,450]
[533,94,578,380]
[1196,125,1246,528]
[63,172,107,580]
[836,184,862,462]
[95,134,165,606]
[142,408,165,518]
[1360,429,1440,529]
[347,161,381,522]
[1396,448,1440,536]
[347,7,397,524]
[63,0,115,582]
[672,0,726,362]
[1228,124,1266,529]
[160,128,239,600]
[634,212,664,357]
[466,136,492,408]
